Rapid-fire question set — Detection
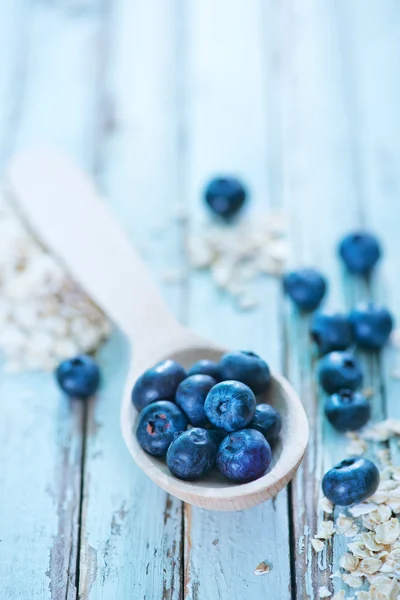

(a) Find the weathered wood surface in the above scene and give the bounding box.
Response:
[1,1,400,599]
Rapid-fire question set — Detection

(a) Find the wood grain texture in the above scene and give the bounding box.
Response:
[79,1,184,598]
[280,1,400,597]
[80,333,183,600]
[0,2,97,598]
[183,0,292,597]
[277,1,364,596]
[2,1,400,598]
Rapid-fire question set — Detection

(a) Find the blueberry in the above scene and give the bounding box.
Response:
[131,359,186,412]
[248,404,282,446]
[339,231,381,275]
[216,429,272,483]
[219,351,270,395]
[204,176,247,219]
[136,400,188,457]
[175,374,216,427]
[55,355,100,399]
[349,302,394,350]
[311,312,353,355]
[283,268,327,311]
[166,428,218,480]
[187,359,221,381]
[318,351,363,394]
[204,381,256,432]
[322,457,380,506]
[325,390,370,432]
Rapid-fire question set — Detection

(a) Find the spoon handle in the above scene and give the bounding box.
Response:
[6,149,179,344]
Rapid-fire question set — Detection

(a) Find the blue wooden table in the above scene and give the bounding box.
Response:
[1,1,400,598]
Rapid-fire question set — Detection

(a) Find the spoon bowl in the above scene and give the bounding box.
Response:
[123,343,307,510]
[6,149,309,511]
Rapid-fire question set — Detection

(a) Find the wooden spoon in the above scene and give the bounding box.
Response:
[6,149,308,511]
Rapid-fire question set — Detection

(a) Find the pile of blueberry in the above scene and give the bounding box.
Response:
[132,352,281,483]
[283,231,393,506]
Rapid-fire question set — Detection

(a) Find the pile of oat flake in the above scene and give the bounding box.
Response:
[0,196,111,372]
[312,419,400,600]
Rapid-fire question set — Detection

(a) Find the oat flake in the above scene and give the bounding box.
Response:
[0,197,111,372]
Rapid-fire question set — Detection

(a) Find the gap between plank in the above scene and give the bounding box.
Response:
[75,398,90,598]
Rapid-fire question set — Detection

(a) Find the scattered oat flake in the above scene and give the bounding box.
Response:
[319,585,331,598]
[375,518,400,545]
[312,538,325,553]
[254,561,271,575]
[345,524,360,538]
[359,557,382,575]
[349,503,379,518]
[186,213,289,309]
[345,434,368,456]
[355,593,370,600]
[370,505,393,525]
[330,571,341,580]
[361,532,384,552]
[342,573,363,588]
[347,542,371,558]
[336,516,355,535]
[340,553,360,571]
[363,387,375,399]
[320,497,334,514]
[317,520,335,539]
[361,419,400,442]
[369,491,389,505]
[332,593,345,600]
[377,449,392,467]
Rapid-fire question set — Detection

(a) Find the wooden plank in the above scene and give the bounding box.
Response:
[281,2,400,596]
[12,1,106,168]
[0,1,31,168]
[183,1,292,598]
[79,2,184,598]
[0,3,108,599]
[277,1,366,597]
[0,374,84,600]
[330,2,400,595]
[339,1,400,455]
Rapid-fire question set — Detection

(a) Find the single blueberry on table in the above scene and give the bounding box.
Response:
[216,429,272,483]
[283,268,327,312]
[136,400,188,457]
[322,457,380,506]
[204,176,247,219]
[219,351,270,395]
[349,302,394,351]
[318,351,363,395]
[175,374,216,427]
[248,404,282,446]
[338,231,381,275]
[311,311,353,355]
[187,359,221,381]
[166,428,218,481]
[204,380,257,432]
[55,354,100,399]
[131,359,186,412]
[325,389,370,432]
